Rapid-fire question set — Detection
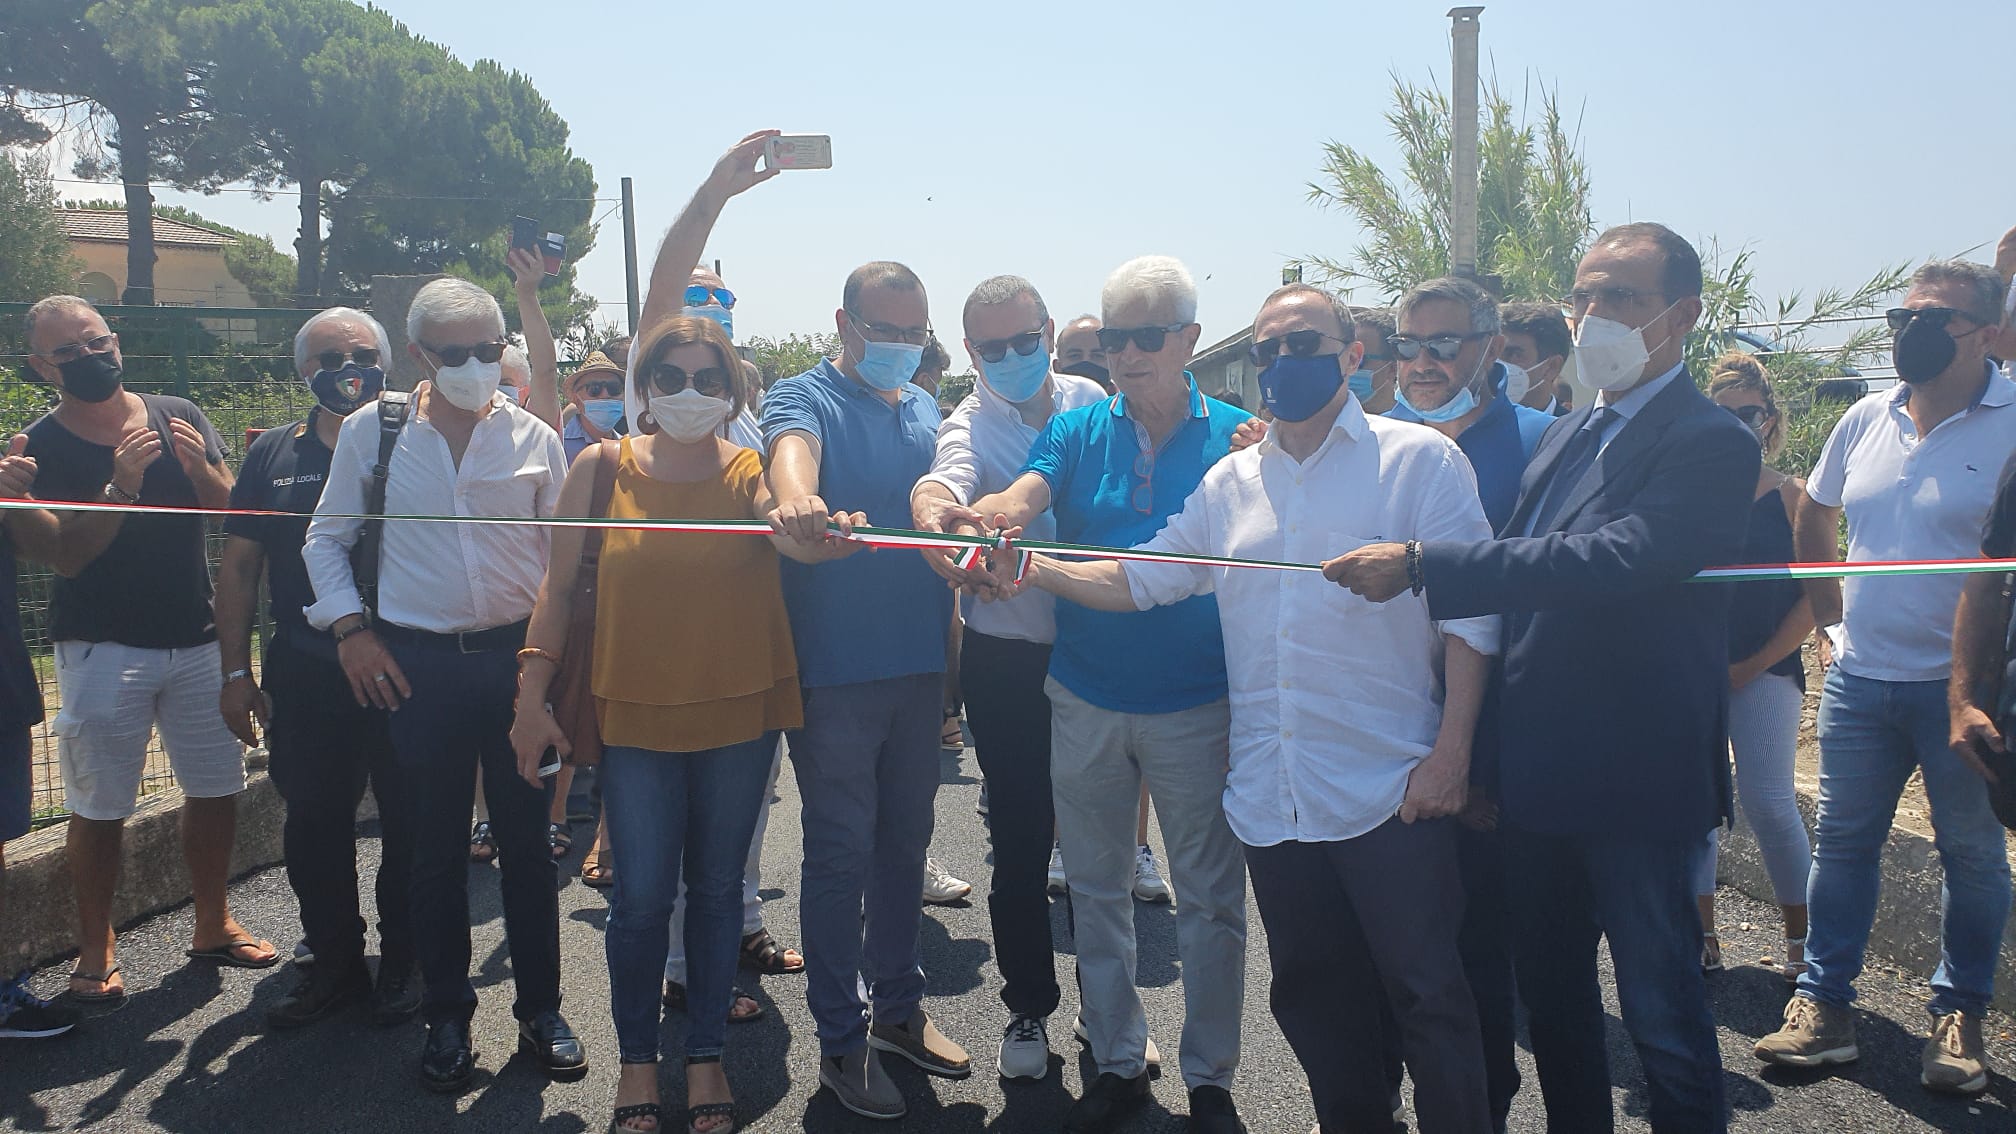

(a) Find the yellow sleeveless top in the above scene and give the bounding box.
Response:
[593,438,802,752]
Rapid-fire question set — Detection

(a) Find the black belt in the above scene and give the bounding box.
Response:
[375,619,529,654]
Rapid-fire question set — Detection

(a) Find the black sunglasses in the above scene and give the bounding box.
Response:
[972,329,1046,364]
[316,348,381,372]
[1722,403,1771,427]
[1387,332,1491,363]
[576,378,623,398]
[423,340,507,367]
[1886,306,1979,334]
[645,362,731,397]
[1096,323,1189,354]
[1248,329,1347,368]
[685,285,736,310]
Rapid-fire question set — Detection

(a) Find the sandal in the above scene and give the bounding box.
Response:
[612,1102,663,1134]
[67,963,126,1003]
[941,712,965,751]
[686,1053,736,1134]
[549,822,574,860]
[583,851,615,889]
[469,821,497,865]
[1700,931,1723,973]
[186,936,279,969]
[728,987,763,1024]
[738,929,803,974]
[1779,935,1808,983]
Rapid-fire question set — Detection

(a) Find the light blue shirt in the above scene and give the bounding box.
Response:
[1591,362,1686,453]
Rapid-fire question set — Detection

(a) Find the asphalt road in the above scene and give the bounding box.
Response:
[4,740,2013,1133]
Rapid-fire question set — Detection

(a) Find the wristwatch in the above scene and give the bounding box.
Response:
[103,481,140,504]
[223,668,253,684]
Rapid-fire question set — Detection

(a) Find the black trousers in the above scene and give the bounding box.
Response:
[265,632,410,971]
[385,634,560,1024]
[1244,818,1491,1134]
[959,630,1060,1019]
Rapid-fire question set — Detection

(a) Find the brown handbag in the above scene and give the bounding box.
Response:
[548,440,619,767]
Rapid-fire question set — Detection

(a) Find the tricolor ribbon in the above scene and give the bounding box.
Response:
[0,497,2006,582]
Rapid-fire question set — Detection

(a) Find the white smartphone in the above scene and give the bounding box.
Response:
[537,746,562,779]
[764,134,833,171]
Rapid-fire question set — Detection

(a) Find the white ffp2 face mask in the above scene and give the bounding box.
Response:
[431,357,502,411]
[1571,306,1674,393]
[648,387,733,443]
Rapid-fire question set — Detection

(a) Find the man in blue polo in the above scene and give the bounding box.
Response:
[764,260,965,1120]
[965,255,1249,1134]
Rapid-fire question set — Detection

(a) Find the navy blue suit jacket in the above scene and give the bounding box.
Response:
[1419,372,1760,840]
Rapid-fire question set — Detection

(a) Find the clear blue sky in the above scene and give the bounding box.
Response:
[33,0,2016,351]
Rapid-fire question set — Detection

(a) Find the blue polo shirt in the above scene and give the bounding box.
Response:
[762,359,952,688]
[1021,375,1241,714]
[1385,363,1552,532]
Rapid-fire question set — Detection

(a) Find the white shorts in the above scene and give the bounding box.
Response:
[53,640,247,821]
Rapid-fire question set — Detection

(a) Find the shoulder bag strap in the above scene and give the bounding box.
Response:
[351,391,412,618]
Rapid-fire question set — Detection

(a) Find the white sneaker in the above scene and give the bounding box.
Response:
[976,780,990,817]
[1046,844,1068,895]
[997,1014,1050,1080]
[1072,1014,1160,1069]
[923,857,973,905]
[1132,845,1171,903]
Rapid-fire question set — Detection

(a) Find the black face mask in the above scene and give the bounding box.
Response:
[56,351,123,403]
[310,363,385,416]
[1893,318,1958,384]
[1056,359,1111,389]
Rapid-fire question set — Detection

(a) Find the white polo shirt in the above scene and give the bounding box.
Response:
[1119,400,1500,846]
[1808,362,2016,682]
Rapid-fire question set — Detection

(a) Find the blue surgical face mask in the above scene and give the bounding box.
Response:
[581,398,625,433]
[1259,354,1346,423]
[1347,369,1375,402]
[1394,354,1488,424]
[980,344,1051,404]
[854,339,924,392]
[683,305,733,341]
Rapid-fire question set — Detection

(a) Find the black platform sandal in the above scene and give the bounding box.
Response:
[611,1102,663,1133]
[685,1053,736,1134]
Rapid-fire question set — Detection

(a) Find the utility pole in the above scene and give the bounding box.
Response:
[1447,7,1484,280]
[621,176,641,334]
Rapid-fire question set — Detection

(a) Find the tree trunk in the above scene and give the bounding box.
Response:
[116,109,155,305]
[293,159,321,307]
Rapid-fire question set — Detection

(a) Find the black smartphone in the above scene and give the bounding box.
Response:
[536,746,562,779]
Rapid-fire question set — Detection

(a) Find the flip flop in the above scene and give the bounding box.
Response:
[68,964,126,1004]
[185,938,280,969]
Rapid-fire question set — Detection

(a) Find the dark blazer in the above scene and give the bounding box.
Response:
[1420,371,1760,840]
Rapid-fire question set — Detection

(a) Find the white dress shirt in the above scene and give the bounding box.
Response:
[1120,400,1500,846]
[915,372,1107,644]
[304,386,566,633]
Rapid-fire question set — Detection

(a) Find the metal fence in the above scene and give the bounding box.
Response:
[0,303,321,825]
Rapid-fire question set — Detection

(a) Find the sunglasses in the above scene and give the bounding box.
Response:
[1096,324,1189,355]
[41,332,117,364]
[316,348,381,372]
[575,378,623,398]
[685,285,736,310]
[1387,332,1492,363]
[1885,306,1979,334]
[423,340,507,367]
[1722,404,1771,427]
[1248,329,1347,368]
[972,329,1046,364]
[847,312,934,347]
[645,362,731,397]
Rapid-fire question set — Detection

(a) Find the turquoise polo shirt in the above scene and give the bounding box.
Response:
[1020,375,1241,714]
[762,360,953,688]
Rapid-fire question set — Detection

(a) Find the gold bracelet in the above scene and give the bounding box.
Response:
[516,646,562,669]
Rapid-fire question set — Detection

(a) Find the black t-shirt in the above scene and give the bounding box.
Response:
[24,393,225,648]
[0,532,45,734]
[223,413,333,637]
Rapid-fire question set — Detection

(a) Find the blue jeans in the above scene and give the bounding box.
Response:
[601,735,777,1063]
[1800,668,2012,1016]
[1507,830,1725,1133]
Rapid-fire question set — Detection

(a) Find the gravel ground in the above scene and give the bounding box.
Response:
[3,741,2011,1133]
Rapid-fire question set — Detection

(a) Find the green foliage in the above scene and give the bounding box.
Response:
[1306,72,1593,303]
[937,371,976,408]
[0,151,80,303]
[746,332,840,386]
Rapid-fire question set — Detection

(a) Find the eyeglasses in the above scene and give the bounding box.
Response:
[847,311,933,347]
[971,329,1046,364]
[645,362,731,397]
[315,348,381,372]
[1248,329,1346,368]
[1721,404,1771,427]
[1563,286,1664,314]
[1387,332,1491,362]
[1885,306,1979,334]
[1096,324,1190,355]
[575,378,623,398]
[422,340,507,367]
[685,285,736,310]
[40,332,117,364]
[1131,448,1155,514]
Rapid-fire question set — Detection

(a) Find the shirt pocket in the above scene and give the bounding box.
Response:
[462,467,548,516]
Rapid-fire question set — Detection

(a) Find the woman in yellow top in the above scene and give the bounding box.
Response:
[512,314,858,1134]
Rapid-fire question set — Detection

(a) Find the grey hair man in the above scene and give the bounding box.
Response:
[218,306,420,1030]
[963,256,1252,1134]
[305,277,580,1092]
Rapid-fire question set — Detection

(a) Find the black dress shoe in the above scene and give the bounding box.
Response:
[370,960,421,1026]
[1064,1070,1151,1134]
[517,1009,588,1080]
[266,959,370,1030]
[420,1017,476,1094]
[1186,1085,1248,1134]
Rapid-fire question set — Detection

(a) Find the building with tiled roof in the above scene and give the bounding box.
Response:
[56,205,256,317]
